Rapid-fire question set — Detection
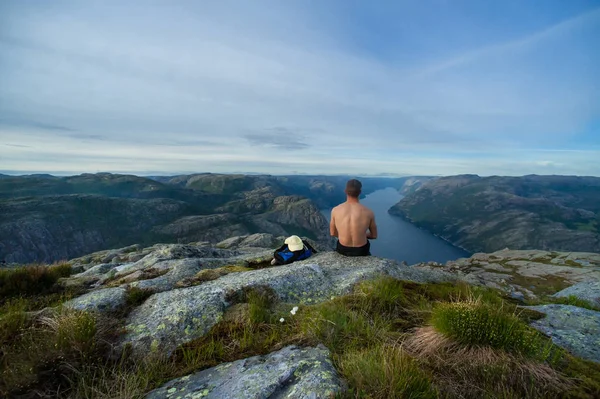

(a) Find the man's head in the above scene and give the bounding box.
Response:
[345,179,362,198]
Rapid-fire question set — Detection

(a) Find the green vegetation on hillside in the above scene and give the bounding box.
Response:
[2,267,599,398]
[391,175,600,253]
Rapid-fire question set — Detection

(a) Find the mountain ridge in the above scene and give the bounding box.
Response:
[390,174,600,253]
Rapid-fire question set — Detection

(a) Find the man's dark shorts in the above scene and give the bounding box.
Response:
[336,240,371,257]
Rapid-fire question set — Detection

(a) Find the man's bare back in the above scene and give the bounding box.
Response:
[330,202,377,247]
[330,179,378,257]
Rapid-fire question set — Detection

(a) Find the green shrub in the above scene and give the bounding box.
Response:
[0,262,72,300]
[337,344,437,399]
[431,300,551,359]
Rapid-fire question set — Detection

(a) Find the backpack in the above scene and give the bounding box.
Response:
[273,239,317,265]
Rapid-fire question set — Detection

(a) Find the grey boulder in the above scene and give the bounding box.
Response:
[145,345,343,399]
[64,287,127,313]
[527,304,600,364]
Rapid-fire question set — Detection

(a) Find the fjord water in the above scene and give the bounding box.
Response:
[322,187,470,264]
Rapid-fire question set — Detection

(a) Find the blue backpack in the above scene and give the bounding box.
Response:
[273,239,316,265]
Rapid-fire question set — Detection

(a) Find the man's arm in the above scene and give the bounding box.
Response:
[330,209,338,237]
[366,212,378,239]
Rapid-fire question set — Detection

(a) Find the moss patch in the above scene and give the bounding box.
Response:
[176,265,252,288]
[106,267,169,287]
[507,271,571,297]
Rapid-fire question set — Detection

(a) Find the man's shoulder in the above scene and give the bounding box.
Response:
[360,204,375,216]
[332,203,347,211]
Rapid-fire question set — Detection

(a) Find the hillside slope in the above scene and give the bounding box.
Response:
[390,175,600,253]
[0,174,332,263]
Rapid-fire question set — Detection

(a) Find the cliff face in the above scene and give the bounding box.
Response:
[0,195,193,263]
[390,175,600,253]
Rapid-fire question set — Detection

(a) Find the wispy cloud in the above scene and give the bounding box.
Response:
[245,128,311,150]
[0,1,598,176]
[414,7,600,77]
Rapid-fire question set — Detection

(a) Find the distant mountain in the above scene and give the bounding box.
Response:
[1,173,431,264]
[154,173,434,209]
[390,175,600,253]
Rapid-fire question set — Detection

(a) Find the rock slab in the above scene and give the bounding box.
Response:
[122,251,455,355]
[527,304,600,364]
[552,282,600,307]
[145,345,343,399]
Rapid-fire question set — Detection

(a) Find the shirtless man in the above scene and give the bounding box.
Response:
[330,179,378,256]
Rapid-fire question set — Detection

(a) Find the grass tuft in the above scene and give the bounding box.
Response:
[431,297,552,359]
[41,309,98,358]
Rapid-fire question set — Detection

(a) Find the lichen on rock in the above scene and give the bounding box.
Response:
[145,345,343,399]
[526,304,600,364]
[121,250,456,355]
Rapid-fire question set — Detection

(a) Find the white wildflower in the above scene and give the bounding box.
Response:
[279,318,285,323]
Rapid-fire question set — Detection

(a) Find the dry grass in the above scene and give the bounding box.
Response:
[0,261,72,301]
[337,344,437,399]
[68,354,177,399]
[404,326,568,398]
[2,274,600,398]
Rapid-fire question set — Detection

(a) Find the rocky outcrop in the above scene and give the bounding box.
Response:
[526,304,600,364]
[146,345,343,399]
[51,236,600,395]
[60,238,456,355]
[391,175,600,254]
[65,287,127,312]
[414,249,600,300]
[120,250,454,355]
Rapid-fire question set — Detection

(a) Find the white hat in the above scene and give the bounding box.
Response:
[284,235,304,251]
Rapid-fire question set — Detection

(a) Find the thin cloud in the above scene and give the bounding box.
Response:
[0,118,74,132]
[414,7,600,77]
[245,128,310,150]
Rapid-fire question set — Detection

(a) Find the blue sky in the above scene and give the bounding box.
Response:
[1,0,599,176]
